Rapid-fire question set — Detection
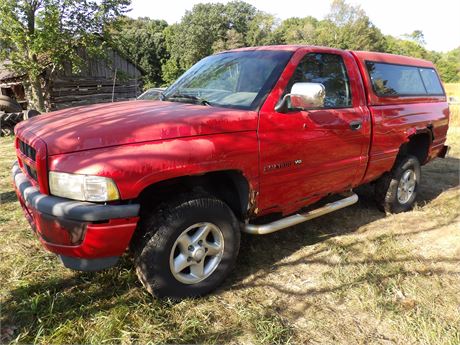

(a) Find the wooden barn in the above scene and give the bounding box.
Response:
[0,61,28,109]
[0,47,143,111]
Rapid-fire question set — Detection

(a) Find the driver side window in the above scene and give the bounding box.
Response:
[286,53,352,109]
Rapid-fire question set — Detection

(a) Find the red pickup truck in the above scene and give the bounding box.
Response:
[12,45,449,298]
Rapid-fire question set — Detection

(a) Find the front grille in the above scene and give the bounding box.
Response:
[17,138,39,182]
[19,139,36,161]
[25,164,38,181]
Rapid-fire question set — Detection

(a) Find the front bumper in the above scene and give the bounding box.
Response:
[12,162,140,271]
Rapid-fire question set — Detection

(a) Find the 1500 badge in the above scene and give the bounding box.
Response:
[264,159,303,172]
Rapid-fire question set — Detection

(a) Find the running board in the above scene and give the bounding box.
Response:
[242,193,359,235]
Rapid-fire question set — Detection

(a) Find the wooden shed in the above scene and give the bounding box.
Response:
[0,47,143,111]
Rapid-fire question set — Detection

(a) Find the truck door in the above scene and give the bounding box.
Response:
[257,48,371,214]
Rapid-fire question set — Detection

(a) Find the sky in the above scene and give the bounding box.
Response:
[127,0,460,52]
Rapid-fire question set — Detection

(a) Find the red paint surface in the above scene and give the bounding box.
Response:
[15,184,138,258]
[17,101,258,155]
[47,132,259,200]
[13,45,450,260]
[257,47,372,214]
[40,218,138,258]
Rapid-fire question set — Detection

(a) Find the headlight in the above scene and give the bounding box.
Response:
[49,171,120,202]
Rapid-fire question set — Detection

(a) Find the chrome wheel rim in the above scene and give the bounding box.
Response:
[169,222,224,285]
[397,169,416,204]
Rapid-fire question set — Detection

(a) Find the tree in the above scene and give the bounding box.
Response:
[223,0,257,35]
[318,0,386,51]
[326,0,364,26]
[162,1,264,84]
[385,35,429,59]
[274,17,319,45]
[403,30,426,46]
[273,1,386,51]
[245,12,279,47]
[109,17,168,87]
[434,47,460,82]
[212,29,246,52]
[0,0,130,111]
[162,2,228,83]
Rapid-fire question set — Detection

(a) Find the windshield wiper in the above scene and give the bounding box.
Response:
[165,93,212,106]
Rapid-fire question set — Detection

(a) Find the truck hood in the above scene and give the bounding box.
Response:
[17,100,258,155]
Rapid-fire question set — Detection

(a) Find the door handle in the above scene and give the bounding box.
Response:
[349,120,362,131]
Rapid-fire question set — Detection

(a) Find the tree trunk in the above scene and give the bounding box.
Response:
[29,75,45,112]
[25,6,46,112]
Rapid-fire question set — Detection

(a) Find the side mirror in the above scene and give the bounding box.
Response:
[275,82,326,112]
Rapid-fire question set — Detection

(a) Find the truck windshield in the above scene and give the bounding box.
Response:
[162,50,293,110]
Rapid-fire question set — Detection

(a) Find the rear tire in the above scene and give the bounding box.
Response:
[0,95,21,113]
[23,109,41,119]
[375,155,421,214]
[132,193,240,298]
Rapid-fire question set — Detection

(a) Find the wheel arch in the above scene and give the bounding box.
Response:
[397,127,433,165]
[136,169,254,221]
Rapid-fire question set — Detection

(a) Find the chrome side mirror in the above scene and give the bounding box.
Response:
[275,82,326,112]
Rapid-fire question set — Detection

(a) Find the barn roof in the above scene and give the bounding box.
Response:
[0,60,25,81]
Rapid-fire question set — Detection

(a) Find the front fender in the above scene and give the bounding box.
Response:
[48,132,259,200]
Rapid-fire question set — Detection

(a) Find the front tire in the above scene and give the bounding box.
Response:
[132,193,240,298]
[375,155,421,214]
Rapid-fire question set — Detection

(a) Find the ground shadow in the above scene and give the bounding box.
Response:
[226,156,460,290]
[0,191,16,205]
[0,256,247,344]
[1,157,459,342]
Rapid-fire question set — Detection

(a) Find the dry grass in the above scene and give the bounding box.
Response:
[450,105,460,127]
[1,128,459,344]
[445,83,460,126]
[444,83,460,98]
[444,83,460,127]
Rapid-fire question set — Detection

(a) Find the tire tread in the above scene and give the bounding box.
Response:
[132,192,240,298]
[375,155,421,214]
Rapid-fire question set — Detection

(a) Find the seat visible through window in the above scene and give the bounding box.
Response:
[286,53,352,108]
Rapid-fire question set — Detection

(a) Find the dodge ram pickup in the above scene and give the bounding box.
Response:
[12,45,450,298]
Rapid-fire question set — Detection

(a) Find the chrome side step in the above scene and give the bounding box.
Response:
[242,193,359,235]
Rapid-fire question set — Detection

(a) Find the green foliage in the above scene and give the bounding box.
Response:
[434,48,460,82]
[0,0,130,110]
[403,30,426,46]
[273,17,319,45]
[385,35,430,59]
[109,17,168,86]
[160,0,389,85]
[157,0,458,85]
[245,12,279,47]
[161,2,227,83]
[2,0,458,96]
[316,0,386,51]
[161,1,266,83]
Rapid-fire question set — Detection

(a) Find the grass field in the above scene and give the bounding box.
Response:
[444,83,460,98]
[1,127,459,344]
[445,83,460,126]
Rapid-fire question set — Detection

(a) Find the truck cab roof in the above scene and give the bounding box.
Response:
[225,45,436,68]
